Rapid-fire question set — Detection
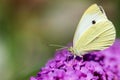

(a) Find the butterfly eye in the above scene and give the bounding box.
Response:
[92,20,96,24]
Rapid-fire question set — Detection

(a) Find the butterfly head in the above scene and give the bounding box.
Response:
[68,47,81,56]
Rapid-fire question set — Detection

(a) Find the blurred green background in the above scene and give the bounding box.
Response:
[0,0,120,80]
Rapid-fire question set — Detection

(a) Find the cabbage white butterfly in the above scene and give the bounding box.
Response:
[69,4,116,56]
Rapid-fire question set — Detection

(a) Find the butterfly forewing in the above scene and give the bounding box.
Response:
[72,4,116,56]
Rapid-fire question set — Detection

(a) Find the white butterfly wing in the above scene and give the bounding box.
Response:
[72,4,116,55]
[73,4,107,45]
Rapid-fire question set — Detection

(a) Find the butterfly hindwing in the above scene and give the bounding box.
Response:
[74,21,115,52]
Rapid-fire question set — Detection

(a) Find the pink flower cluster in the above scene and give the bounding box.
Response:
[30,40,120,80]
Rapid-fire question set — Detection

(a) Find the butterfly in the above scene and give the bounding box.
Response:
[69,4,116,56]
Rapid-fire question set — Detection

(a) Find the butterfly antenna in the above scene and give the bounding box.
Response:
[49,44,68,51]
[49,44,65,47]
